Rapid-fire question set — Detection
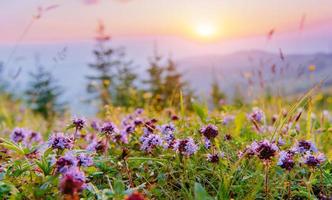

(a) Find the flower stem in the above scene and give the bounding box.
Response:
[264,162,269,200]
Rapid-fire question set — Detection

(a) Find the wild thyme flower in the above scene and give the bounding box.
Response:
[90,120,100,131]
[134,108,144,116]
[277,138,285,146]
[100,122,119,136]
[161,127,175,149]
[25,131,42,145]
[133,118,143,126]
[204,138,211,149]
[77,153,93,167]
[121,115,133,126]
[163,132,175,144]
[248,107,265,123]
[72,117,86,131]
[159,123,175,135]
[143,120,156,134]
[111,131,128,144]
[140,134,162,152]
[207,152,224,163]
[293,140,317,154]
[224,134,232,141]
[10,127,28,143]
[171,115,179,121]
[60,167,85,197]
[86,140,107,154]
[272,114,278,124]
[222,115,235,125]
[251,140,278,161]
[277,151,295,171]
[301,152,326,167]
[123,124,135,135]
[200,124,219,140]
[238,144,256,158]
[174,138,198,156]
[48,133,74,150]
[56,152,78,173]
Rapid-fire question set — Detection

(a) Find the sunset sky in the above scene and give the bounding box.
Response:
[1,0,332,44]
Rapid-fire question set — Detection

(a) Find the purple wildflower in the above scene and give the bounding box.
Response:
[222,115,235,125]
[133,118,143,126]
[204,138,211,149]
[171,115,179,121]
[90,120,100,131]
[277,151,295,171]
[248,107,265,123]
[60,167,85,196]
[159,123,175,135]
[48,133,74,150]
[72,117,86,131]
[112,131,128,144]
[121,115,132,126]
[123,125,135,135]
[143,120,156,135]
[86,140,107,154]
[277,137,285,146]
[100,122,119,136]
[272,114,278,124]
[77,153,93,167]
[174,138,198,156]
[251,140,278,160]
[10,127,28,143]
[25,131,42,147]
[140,134,162,152]
[224,134,232,141]
[293,140,317,154]
[207,152,224,163]
[134,108,144,116]
[200,124,219,140]
[56,152,78,173]
[302,152,326,167]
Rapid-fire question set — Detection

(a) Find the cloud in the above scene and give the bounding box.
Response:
[82,0,99,5]
[82,0,133,5]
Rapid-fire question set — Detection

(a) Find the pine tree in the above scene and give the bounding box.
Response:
[211,78,226,108]
[163,58,186,107]
[144,51,165,106]
[86,21,120,108]
[25,65,65,121]
[113,53,138,108]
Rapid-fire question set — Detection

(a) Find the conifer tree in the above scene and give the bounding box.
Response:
[163,58,186,107]
[113,53,138,107]
[25,65,65,121]
[144,50,165,106]
[87,22,138,109]
[86,21,120,108]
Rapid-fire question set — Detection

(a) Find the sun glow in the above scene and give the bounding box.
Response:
[194,22,219,41]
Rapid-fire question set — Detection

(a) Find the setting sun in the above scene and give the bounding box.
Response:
[194,22,218,41]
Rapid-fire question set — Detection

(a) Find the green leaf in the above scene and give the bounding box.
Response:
[192,102,208,123]
[194,182,213,200]
[113,179,125,195]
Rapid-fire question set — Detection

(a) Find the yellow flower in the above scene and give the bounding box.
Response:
[308,65,316,72]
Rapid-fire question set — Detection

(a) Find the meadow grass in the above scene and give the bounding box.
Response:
[0,91,331,200]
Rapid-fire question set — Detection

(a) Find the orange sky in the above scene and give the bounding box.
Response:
[0,0,332,43]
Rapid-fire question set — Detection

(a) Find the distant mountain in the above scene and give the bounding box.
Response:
[177,50,332,98]
[1,44,332,115]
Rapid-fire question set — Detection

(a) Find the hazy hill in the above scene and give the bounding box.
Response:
[1,46,331,114]
[177,50,332,97]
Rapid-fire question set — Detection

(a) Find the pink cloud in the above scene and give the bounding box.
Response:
[82,0,99,5]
